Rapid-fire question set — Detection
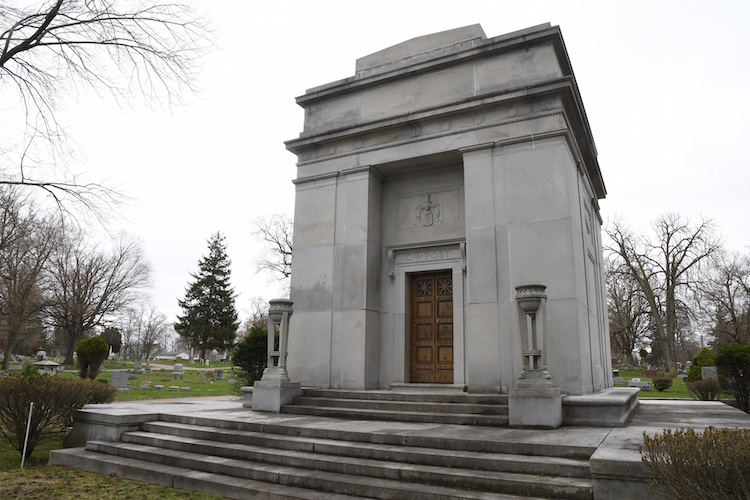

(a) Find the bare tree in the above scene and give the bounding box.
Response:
[0,187,59,368]
[605,257,651,365]
[253,214,292,280]
[606,214,722,376]
[116,305,167,360]
[702,251,750,346]
[0,1,209,215]
[47,229,151,364]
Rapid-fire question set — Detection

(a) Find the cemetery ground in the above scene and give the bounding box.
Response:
[0,432,224,499]
[0,360,238,499]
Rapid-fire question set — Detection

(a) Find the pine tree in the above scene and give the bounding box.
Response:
[175,233,239,360]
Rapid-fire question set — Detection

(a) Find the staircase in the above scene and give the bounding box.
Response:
[281,387,510,426]
[50,389,596,499]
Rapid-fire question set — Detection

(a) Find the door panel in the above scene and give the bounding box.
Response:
[410,270,454,383]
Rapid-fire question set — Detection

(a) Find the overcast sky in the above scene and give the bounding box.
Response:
[50,0,750,323]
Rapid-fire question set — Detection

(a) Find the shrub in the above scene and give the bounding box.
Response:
[687,347,716,382]
[686,379,722,401]
[21,360,37,376]
[652,376,673,392]
[232,324,269,386]
[0,373,116,458]
[641,426,750,499]
[76,336,109,379]
[716,343,750,414]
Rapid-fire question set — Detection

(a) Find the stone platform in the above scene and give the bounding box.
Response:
[51,394,750,499]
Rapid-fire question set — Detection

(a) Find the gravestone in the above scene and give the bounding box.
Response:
[215,369,225,380]
[702,366,718,381]
[139,381,152,390]
[133,360,142,374]
[645,369,658,378]
[111,371,130,391]
[612,377,625,386]
[627,378,652,391]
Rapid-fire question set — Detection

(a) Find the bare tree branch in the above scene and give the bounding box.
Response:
[1,1,211,217]
[253,214,293,280]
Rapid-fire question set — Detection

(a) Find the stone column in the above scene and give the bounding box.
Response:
[252,299,302,412]
[509,284,562,428]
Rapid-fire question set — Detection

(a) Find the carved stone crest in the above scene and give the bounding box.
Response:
[416,193,441,226]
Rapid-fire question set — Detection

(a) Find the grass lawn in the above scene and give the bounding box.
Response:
[61,364,243,401]
[0,433,223,499]
[616,369,733,400]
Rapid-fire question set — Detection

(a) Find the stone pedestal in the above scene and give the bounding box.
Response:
[509,382,562,429]
[509,284,562,428]
[251,379,302,412]
[251,299,302,412]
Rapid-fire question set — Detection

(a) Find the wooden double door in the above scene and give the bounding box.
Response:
[410,270,454,384]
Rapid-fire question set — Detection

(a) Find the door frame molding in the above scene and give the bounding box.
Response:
[387,242,466,386]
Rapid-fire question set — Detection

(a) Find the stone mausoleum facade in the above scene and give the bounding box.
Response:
[284,23,612,396]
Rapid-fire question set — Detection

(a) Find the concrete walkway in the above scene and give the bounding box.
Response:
[65,397,750,499]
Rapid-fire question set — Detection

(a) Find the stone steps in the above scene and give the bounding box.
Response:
[48,391,596,499]
[53,415,592,500]
[50,447,360,500]
[281,388,510,426]
[138,421,591,478]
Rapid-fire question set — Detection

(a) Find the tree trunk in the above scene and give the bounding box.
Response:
[64,333,79,366]
[1,342,13,370]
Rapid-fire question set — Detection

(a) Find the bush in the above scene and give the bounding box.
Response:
[652,376,673,392]
[76,336,109,379]
[641,426,750,499]
[686,379,722,401]
[687,347,716,382]
[716,343,750,414]
[232,324,269,386]
[0,373,116,459]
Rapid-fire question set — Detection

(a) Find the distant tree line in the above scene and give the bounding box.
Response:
[0,187,152,368]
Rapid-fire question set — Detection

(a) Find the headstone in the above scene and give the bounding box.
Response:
[154,384,164,391]
[645,369,658,378]
[145,359,151,371]
[206,371,214,379]
[628,380,652,391]
[168,385,179,391]
[133,360,142,374]
[702,366,718,381]
[111,371,129,390]
[139,381,152,390]
[677,374,688,382]
[228,378,238,385]
[612,376,625,386]
[179,387,191,392]
[215,369,225,380]
[173,363,184,375]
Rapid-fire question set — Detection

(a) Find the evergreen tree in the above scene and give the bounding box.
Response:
[175,233,239,360]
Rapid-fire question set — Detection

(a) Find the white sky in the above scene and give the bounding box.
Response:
[46,0,750,323]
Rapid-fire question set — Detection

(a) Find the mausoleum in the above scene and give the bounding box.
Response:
[284,23,612,399]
